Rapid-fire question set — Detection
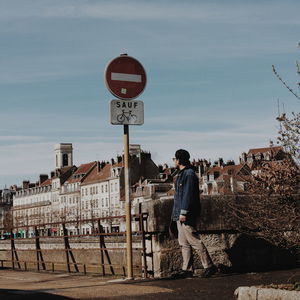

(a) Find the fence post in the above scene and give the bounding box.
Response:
[35,226,46,271]
[139,204,148,278]
[62,222,79,273]
[10,229,21,269]
[62,223,71,273]
[97,220,105,276]
[99,222,115,275]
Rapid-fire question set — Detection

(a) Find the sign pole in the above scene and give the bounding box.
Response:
[104,54,146,280]
[124,124,133,279]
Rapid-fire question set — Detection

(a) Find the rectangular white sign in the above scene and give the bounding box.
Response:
[110,100,144,125]
[111,72,142,83]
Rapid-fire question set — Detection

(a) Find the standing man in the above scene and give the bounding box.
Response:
[172,149,217,278]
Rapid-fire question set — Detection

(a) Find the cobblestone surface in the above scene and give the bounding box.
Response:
[0,268,299,299]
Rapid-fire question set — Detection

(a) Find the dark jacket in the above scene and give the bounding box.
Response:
[171,166,201,226]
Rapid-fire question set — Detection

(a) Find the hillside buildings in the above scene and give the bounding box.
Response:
[10,143,159,237]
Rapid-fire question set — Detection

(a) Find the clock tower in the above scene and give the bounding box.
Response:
[54,143,73,169]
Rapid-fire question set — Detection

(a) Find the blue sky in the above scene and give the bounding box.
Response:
[0,0,299,188]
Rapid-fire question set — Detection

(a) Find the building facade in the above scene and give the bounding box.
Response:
[10,143,159,237]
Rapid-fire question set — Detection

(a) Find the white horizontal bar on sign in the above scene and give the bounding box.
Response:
[111,72,142,83]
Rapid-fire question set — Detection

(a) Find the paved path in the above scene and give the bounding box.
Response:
[0,268,299,299]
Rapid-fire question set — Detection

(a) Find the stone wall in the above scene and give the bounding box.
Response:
[137,195,299,277]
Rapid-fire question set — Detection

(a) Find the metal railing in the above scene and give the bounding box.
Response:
[0,206,151,278]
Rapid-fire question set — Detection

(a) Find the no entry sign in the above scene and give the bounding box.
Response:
[104,55,147,100]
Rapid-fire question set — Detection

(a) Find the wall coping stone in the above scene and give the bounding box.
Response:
[234,286,300,300]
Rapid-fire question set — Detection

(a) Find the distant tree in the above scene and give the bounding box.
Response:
[225,124,300,253]
[272,42,300,101]
[277,112,300,164]
[224,45,300,253]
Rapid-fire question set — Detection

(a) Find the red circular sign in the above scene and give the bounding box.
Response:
[104,55,147,100]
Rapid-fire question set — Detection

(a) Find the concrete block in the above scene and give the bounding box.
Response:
[234,286,258,300]
[234,287,300,300]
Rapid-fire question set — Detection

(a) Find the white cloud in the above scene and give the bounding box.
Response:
[0,140,123,186]
[0,113,278,188]
[1,1,299,25]
[1,1,298,85]
[0,135,42,142]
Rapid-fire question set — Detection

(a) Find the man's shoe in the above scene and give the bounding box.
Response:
[171,270,193,279]
[201,265,217,278]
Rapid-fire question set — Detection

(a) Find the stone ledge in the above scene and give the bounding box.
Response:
[234,286,300,300]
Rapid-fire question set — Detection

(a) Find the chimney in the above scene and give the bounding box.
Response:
[141,152,151,159]
[230,176,235,193]
[39,174,48,185]
[50,171,55,178]
[226,160,235,166]
[218,158,224,167]
[9,185,17,191]
[198,160,205,177]
[101,161,106,169]
[111,158,115,165]
[242,152,247,163]
[117,155,122,163]
[97,161,101,173]
[22,180,30,190]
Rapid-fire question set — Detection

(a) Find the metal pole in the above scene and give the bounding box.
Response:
[124,124,133,279]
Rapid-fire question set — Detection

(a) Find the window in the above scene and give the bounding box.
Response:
[62,153,68,167]
[101,185,104,193]
[105,185,108,193]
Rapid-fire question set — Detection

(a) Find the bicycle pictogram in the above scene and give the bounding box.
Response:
[116,110,137,123]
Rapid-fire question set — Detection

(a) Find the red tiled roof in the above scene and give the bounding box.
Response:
[112,161,123,168]
[222,164,245,175]
[51,166,75,179]
[40,179,52,187]
[205,164,250,177]
[81,164,112,185]
[74,162,97,175]
[66,162,97,183]
[248,146,282,155]
[205,166,222,175]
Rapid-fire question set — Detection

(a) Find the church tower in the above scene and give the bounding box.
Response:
[54,143,73,169]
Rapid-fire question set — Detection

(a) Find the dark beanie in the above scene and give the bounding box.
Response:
[175,149,190,165]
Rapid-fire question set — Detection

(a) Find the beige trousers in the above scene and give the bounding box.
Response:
[177,221,213,270]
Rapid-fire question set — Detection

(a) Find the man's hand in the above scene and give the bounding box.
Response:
[179,215,186,222]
